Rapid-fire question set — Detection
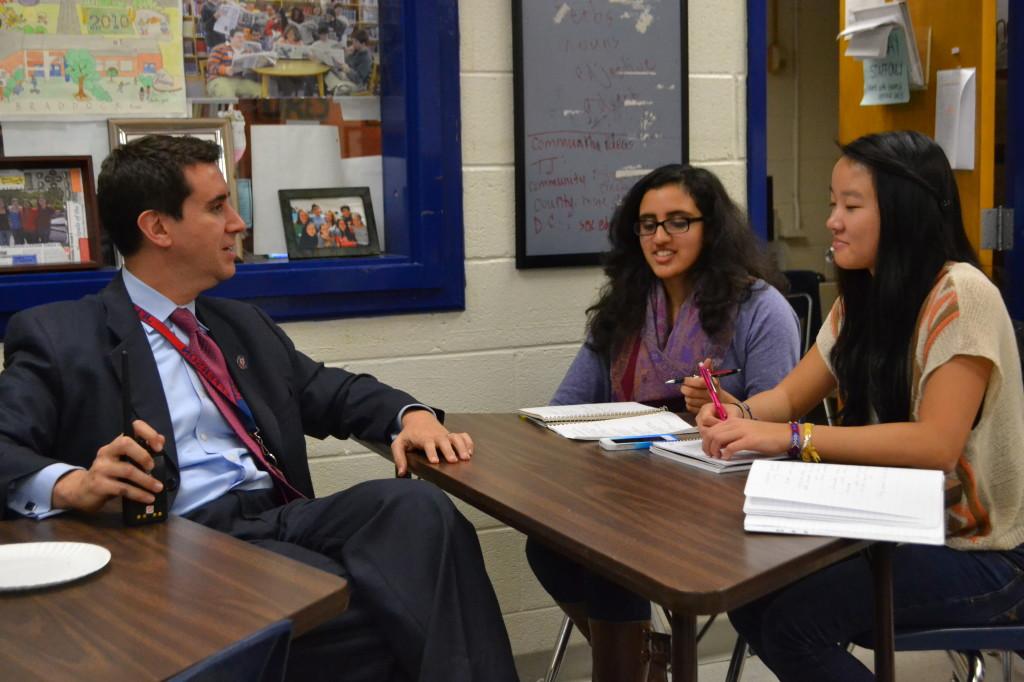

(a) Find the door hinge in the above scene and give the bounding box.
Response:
[980,207,1014,251]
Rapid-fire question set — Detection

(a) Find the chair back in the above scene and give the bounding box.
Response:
[783,270,824,355]
[168,619,292,682]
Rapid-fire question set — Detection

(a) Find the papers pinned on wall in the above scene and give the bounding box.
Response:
[859,28,911,106]
[934,68,977,170]
[838,0,927,91]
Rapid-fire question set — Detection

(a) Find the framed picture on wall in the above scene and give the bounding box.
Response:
[107,118,237,202]
[0,156,102,274]
[278,187,379,259]
[107,118,243,256]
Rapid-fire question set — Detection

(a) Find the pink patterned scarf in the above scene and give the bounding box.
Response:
[609,285,728,407]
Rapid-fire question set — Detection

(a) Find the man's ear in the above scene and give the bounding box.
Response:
[136,209,173,249]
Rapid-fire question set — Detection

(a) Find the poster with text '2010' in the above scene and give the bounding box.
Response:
[514,0,688,268]
[0,0,186,120]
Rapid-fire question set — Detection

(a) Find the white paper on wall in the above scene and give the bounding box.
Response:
[934,68,976,170]
[1,121,110,186]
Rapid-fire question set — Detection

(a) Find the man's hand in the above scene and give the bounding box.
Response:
[390,410,473,477]
[51,420,166,513]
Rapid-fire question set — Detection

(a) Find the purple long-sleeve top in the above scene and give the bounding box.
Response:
[552,280,802,405]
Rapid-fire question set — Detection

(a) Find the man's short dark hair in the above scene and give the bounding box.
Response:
[340,205,350,212]
[351,29,369,45]
[98,135,222,257]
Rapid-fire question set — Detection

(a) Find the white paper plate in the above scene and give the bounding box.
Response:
[0,542,111,591]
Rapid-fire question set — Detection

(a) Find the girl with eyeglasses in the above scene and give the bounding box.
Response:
[699,131,1024,682]
[525,163,801,681]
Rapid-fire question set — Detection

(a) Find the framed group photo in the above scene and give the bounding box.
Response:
[278,187,379,259]
[0,156,102,273]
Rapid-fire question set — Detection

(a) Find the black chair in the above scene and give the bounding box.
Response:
[783,270,825,356]
[168,619,292,682]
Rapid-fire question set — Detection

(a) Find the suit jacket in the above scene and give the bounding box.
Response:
[0,274,428,517]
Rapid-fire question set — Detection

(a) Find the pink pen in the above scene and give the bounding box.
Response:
[699,364,729,420]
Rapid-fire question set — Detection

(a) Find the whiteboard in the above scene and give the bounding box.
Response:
[514,0,688,268]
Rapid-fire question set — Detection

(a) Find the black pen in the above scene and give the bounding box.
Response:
[664,368,741,385]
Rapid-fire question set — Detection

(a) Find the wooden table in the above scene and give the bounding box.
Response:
[254,59,330,97]
[0,512,349,680]
[372,413,893,681]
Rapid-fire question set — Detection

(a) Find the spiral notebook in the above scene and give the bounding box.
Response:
[518,402,696,440]
[650,440,787,474]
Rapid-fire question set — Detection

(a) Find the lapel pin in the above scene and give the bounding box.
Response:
[236,355,248,370]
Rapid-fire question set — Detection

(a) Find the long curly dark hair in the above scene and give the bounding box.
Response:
[831,131,979,425]
[586,164,784,359]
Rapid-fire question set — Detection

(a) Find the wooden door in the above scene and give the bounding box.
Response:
[838,0,996,272]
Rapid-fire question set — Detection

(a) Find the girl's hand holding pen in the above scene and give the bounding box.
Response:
[700,417,790,460]
[677,358,740,414]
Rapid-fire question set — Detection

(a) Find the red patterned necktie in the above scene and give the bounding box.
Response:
[168,308,305,502]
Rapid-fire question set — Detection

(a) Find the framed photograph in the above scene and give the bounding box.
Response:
[108,118,237,202]
[0,157,102,273]
[108,118,244,257]
[278,187,380,259]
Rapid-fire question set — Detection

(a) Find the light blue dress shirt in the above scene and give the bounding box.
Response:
[9,268,271,518]
[7,268,432,519]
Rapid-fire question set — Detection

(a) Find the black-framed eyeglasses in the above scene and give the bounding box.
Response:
[633,216,705,237]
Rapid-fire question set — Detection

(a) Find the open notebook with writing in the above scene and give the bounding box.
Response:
[742,460,945,545]
[649,440,787,474]
[517,402,696,440]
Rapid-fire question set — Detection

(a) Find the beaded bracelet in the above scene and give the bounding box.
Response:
[787,421,802,458]
[801,422,821,463]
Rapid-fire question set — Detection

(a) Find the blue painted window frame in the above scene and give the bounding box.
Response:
[746,0,768,242]
[0,0,465,337]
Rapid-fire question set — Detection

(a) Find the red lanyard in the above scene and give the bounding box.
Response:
[134,305,254,425]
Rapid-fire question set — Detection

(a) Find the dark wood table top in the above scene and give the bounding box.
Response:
[0,512,349,681]
[399,413,871,616]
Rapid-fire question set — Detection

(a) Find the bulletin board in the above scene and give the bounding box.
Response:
[513,1,689,268]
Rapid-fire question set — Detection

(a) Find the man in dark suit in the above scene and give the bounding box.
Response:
[0,135,517,682]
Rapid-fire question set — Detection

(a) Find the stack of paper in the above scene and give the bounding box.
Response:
[837,1,925,88]
[517,402,695,440]
[649,440,786,474]
[743,460,945,545]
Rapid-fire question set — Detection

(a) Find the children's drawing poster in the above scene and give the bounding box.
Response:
[0,0,187,119]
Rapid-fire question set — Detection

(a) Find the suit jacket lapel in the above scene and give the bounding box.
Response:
[101,275,180,478]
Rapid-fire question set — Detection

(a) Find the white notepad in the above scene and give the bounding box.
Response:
[649,440,786,474]
[742,460,945,545]
[518,402,695,440]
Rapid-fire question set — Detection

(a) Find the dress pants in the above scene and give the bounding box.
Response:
[184,478,518,682]
[525,536,651,621]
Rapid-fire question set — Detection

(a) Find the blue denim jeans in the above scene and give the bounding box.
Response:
[729,543,1024,682]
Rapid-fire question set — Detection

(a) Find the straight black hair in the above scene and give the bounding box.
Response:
[831,130,979,425]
